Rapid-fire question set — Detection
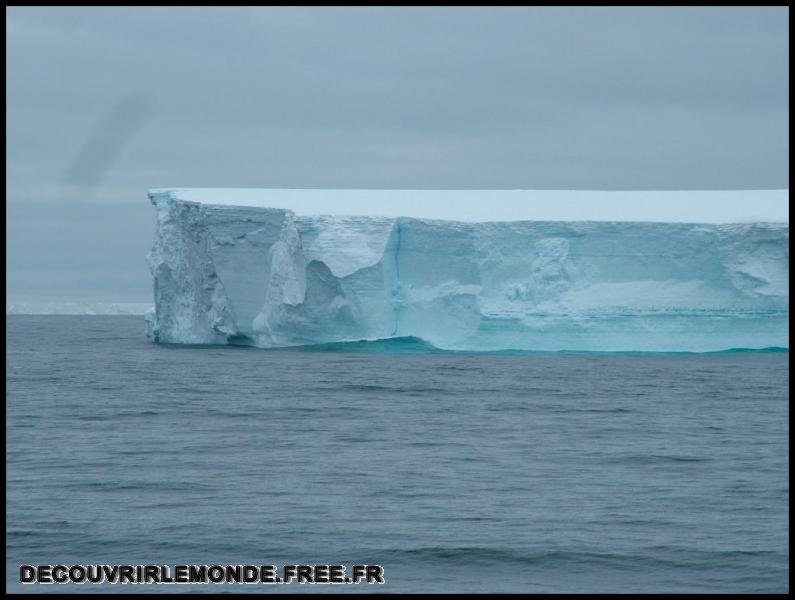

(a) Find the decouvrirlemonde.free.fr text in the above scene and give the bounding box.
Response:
[20,564,385,585]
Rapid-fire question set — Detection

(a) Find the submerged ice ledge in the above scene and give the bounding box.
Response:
[146,189,789,352]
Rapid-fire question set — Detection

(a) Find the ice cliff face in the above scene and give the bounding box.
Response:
[146,189,789,352]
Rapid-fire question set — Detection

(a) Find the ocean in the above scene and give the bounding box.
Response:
[5,315,789,593]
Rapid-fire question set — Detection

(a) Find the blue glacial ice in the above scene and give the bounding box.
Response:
[145,189,789,352]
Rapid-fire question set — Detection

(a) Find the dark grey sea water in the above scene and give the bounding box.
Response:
[5,316,789,593]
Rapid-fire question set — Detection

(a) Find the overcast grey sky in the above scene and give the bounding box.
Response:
[6,7,789,304]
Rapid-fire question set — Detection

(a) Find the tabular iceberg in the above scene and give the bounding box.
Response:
[146,189,788,352]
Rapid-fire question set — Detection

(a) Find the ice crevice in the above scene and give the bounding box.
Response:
[390,219,403,338]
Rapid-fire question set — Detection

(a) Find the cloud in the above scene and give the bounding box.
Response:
[61,94,153,200]
[5,6,789,301]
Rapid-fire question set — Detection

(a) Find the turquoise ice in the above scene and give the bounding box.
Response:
[145,189,788,352]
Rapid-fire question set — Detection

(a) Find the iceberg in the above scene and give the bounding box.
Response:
[146,189,789,352]
[6,302,153,316]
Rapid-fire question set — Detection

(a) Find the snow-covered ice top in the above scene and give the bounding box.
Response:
[145,188,789,352]
[151,188,789,224]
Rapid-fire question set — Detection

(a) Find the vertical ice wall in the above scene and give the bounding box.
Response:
[146,190,789,351]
